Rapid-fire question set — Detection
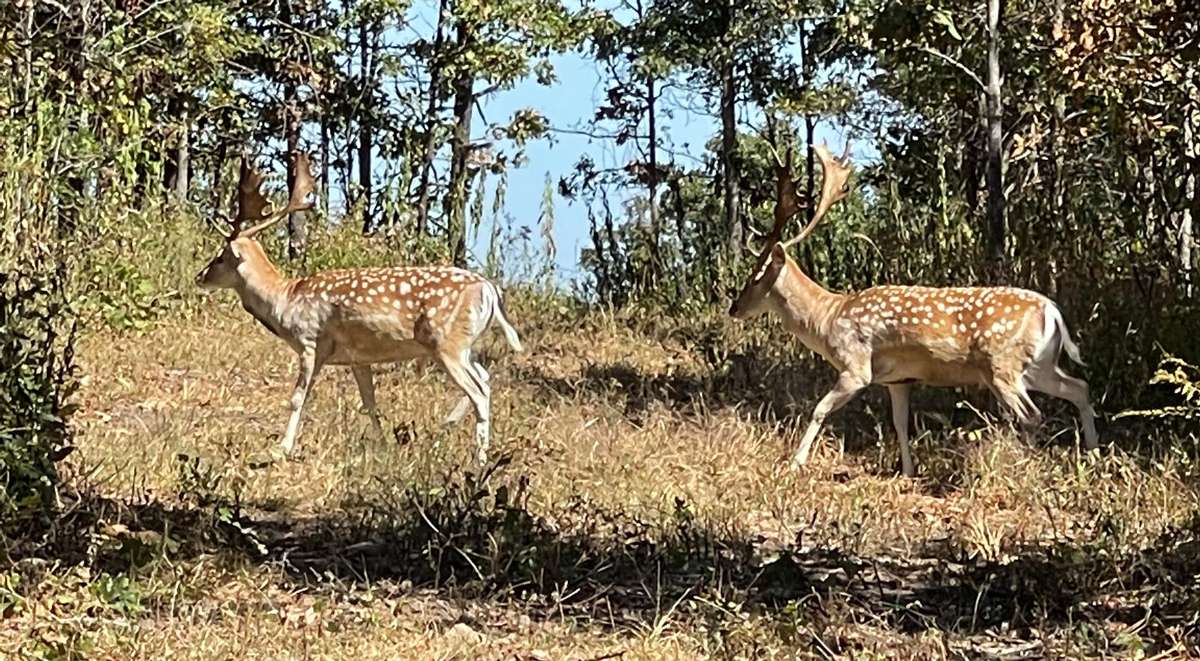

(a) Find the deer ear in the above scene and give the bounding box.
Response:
[770,243,787,265]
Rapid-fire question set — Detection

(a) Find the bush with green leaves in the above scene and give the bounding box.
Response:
[0,269,76,521]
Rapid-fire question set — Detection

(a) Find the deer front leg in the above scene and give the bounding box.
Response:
[280,347,326,457]
[793,371,868,469]
[352,365,385,438]
[887,383,915,477]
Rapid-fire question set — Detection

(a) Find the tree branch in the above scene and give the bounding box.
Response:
[918,46,985,90]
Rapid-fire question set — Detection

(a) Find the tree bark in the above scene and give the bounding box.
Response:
[174,110,189,200]
[446,22,475,266]
[1046,0,1066,295]
[646,71,660,280]
[800,20,815,215]
[280,0,305,259]
[720,43,740,259]
[1181,69,1197,296]
[984,0,1006,269]
[162,97,181,193]
[285,88,305,259]
[210,123,229,221]
[414,0,449,236]
[358,18,375,234]
[320,106,330,215]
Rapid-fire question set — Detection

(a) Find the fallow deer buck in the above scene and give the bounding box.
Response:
[729,137,1099,476]
[197,151,523,463]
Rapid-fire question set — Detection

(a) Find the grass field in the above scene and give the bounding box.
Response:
[4,295,1200,659]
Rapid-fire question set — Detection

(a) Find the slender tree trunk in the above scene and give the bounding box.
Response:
[720,44,740,259]
[320,106,330,215]
[211,125,228,218]
[414,0,449,235]
[358,19,375,234]
[1046,0,1066,295]
[163,97,181,193]
[446,23,475,266]
[1181,72,1197,296]
[646,71,660,279]
[280,0,305,258]
[799,20,815,214]
[174,110,189,200]
[984,0,1006,269]
[285,87,305,258]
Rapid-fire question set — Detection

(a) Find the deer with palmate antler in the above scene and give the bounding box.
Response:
[197,151,523,463]
[729,131,1098,476]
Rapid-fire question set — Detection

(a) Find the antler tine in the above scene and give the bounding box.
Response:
[232,156,270,237]
[237,151,316,239]
[286,152,316,214]
[779,142,854,249]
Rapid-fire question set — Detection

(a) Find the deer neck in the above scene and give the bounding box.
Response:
[770,258,845,340]
[232,240,294,335]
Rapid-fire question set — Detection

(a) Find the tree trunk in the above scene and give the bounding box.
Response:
[174,110,189,200]
[1181,71,1197,296]
[984,0,1006,269]
[285,89,305,259]
[358,19,375,234]
[280,0,305,259]
[341,22,355,207]
[163,97,181,193]
[646,71,660,280]
[320,106,330,215]
[800,20,815,215]
[211,127,228,221]
[721,43,740,259]
[1046,0,1066,295]
[414,0,449,236]
[446,23,475,266]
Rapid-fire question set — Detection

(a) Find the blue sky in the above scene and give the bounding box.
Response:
[464,49,718,282]
[473,53,864,284]
[376,2,864,285]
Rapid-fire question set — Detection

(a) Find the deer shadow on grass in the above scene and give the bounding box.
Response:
[511,353,1078,479]
[15,461,1200,655]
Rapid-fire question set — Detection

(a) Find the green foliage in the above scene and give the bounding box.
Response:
[0,271,76,520]
[0,106,82,524]
[88,574,143,616]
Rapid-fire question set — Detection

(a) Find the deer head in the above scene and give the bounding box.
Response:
[197,152,315,290]
[728,138,853,319]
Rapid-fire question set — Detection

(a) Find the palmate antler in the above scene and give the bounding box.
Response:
[751,115,854,252]
[228,152,316,239]
[778,143,853,249]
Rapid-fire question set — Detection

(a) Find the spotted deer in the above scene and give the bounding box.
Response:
[729,138,1098,476]
[197,151,523,462]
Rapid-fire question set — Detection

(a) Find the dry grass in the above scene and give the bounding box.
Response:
[4,295,1200,659]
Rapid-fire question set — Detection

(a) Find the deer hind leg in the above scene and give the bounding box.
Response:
[445,362,489,425]
[281,346,328,457]
[439,351,491,464]
[990,375,1042,432]
[793,371,868,469]
[1026,366,1099,450]
[887,383,916,477]
[351,366,385,438]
